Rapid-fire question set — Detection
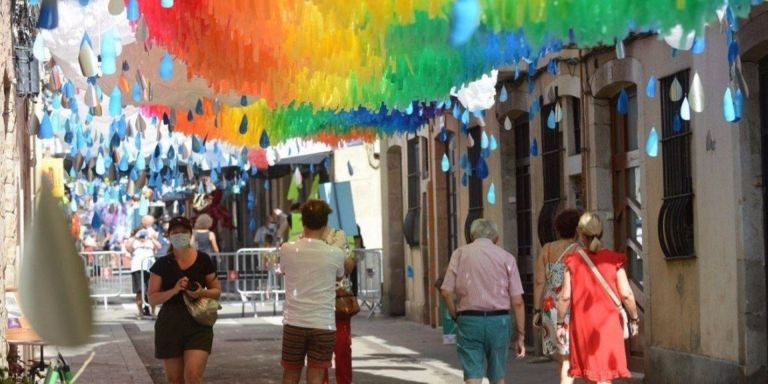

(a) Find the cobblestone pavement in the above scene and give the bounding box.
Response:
[48,301,639,383]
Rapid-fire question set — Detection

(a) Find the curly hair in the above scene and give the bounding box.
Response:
[554,208,583,239]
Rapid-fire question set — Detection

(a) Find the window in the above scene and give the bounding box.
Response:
[464,127,484,242]
[404,137,421,246]
[571,97,582,155]
[611,86,644,285]
[538,100,563,245]
[659,71,695,259]
[445,134,459,255]
[514,117,534,331]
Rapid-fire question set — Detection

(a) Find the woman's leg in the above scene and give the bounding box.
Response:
[135,293,143,317]
[183,349,210,384]
[557,354,574,384]
[162,358,184,384]
[334,318,352,384]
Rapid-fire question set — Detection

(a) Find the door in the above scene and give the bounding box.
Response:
[759,56,768,363]
[610,86,646,371]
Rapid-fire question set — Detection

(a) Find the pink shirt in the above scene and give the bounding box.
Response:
[441,238,524,312]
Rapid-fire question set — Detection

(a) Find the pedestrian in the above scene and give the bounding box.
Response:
[254,215,277,247]
[148,217,221,384]
[272,208,290,245]
[191,213,220,263]
[556,212,640,384]
[440,218,526,384]
[321,226,357,384]
[532,208,582,384]
[279,200,345,384]
[125,228,161,319]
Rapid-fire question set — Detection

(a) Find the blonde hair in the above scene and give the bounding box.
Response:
[577,212,603,253]
[194,214,213,230]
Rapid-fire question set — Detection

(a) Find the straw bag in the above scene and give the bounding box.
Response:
[183,291,222,327]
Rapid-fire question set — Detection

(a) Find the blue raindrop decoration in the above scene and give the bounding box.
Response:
[195,99,204,115]
[480,131,489,149]
[347,161,354,176]
[159,53,174,81]
[441,153,450,172]
[91,211,102,230]
[547,59,558,75]
[161,0,173,8]
[691,36,706,55]
[646,127,659,157]
[211,168,218,184]
[135,153,146,170]
[37,0,58,29]
[109,87,122,116]
[461,173,468,187]
[239,115,248,134]
[249,218,257,232]
[118,154,129,171]
[240,95,248,106]
[461,109,470,125]
[131,82,141,102]
[130,166,138,181]
[69,165,77,178]
[452,103,461,120]
[723,88,735,122]
[476,157,489,180]
[547,110,556,129]
[405,103,414,115]
[439,127,448,143]
[489,134,498,151]
[264,180,270,190]
[127,0,140,21]
[646,76,657,98]
[459,152,469,170]
[499,86,508,102]
[38,113,54,139]
[530,138,539,157]
[728,41,739,65]
[487,183,496,205]
[187,110,194,122]
[617,89,629,114]
[673,114,682,133]
[449,0,481,46]
[95,152,106,176]
[733,88,744,123]
[259,130,270,148]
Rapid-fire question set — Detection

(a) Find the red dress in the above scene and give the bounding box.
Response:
[563,249,631,382]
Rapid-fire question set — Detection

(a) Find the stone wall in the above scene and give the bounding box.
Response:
[0,0,19,369]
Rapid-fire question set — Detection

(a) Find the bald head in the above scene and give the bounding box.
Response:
[141,215,155,228]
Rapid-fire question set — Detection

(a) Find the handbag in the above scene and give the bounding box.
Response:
[183,290,222,327]
[335,286,360,318]
[576,249,635,340]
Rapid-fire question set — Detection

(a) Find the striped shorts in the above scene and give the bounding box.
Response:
[281,324,337,369]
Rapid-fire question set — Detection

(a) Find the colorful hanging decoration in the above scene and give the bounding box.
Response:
[487,183,496,205]
[646,127,659,157]
[37,0,59,29]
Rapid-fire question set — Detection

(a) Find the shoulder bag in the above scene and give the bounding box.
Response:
[576,249,634,339]
[335,280,360,318]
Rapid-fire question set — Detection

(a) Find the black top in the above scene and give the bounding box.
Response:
[150,251,216,306]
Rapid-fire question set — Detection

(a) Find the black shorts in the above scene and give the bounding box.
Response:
[131,271,150,294]
[154,304,213,359]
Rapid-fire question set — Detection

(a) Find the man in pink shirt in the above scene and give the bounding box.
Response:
[440,218,526,384]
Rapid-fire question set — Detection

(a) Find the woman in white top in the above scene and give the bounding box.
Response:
[125,229,161,319]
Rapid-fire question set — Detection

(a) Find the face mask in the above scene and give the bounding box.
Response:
[170,233,192,249]
[268,223,276,230]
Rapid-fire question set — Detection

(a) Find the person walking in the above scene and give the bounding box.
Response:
[125,228,161,319]
[440,218,526,384]
[279,200,345,384]
[556,212,640,384]
[321,226,357,384]
[191,214,220,264]
[148,217,221,384]
[532,209,582,384]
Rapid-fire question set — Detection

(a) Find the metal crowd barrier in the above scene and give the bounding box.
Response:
[80,251,132,309]
[354,248,384,318]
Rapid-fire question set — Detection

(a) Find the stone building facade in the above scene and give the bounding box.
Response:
[380,5,768,383]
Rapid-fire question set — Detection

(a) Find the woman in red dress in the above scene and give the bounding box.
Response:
[556,213,640,383]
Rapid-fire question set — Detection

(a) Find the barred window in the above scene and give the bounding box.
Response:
[538,100,563,245]
[464,126,484,242]
[659,70,695,259]
[404,137,421,246]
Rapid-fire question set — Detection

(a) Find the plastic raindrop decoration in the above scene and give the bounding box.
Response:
[127,0,140,21]
[461,109,470,125]
[733,88,744,123]
[547,59,558,75]
[211,168,218,184]
[195,99,204,115]
[616,39,626,59]
[122,60,130,72]
[670,77,683,102]
[728,41,739,66]
[33,34,49,62]
[617,89,629,114]
[249,218,257,231]
[504,116,512,131]
[259,130,270,148]
[186,110,193,122]
[109,87,122,117]
[547,110,556,129]
[130,166,138,181]
[499,86,508,102]
[449,0,481,46]
[78,33,98,77]
[135,152,145,170]
[108,0,125,15]
[555,102,563,122]
[530,138,539,157]
[646,127,659,157]
[489,135,498,151]
[405,103,413,115]
[646,76,657,98]
[131,82,142,102]
[689,73,705,113]
[476,157,489,180]
[95,153,106,176]
[100,31,117,75]
[19,176,93,347]
[691,36,706,55]
[161,0,174,8]
[347,161,354,176]
[240,95,248,106]
[239,115,248,134]
[461,173,468,187]
[680,97,691,121]
[264,180,270,190]
[37,0,58,29]
[723,88,736,122]
[38,113,53,139]
[118,154,129,171]
[480,131,489,149]
[441,153,450,172]
[159,53,173,81]
[673,114,682,133]
[487,183,496,205]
